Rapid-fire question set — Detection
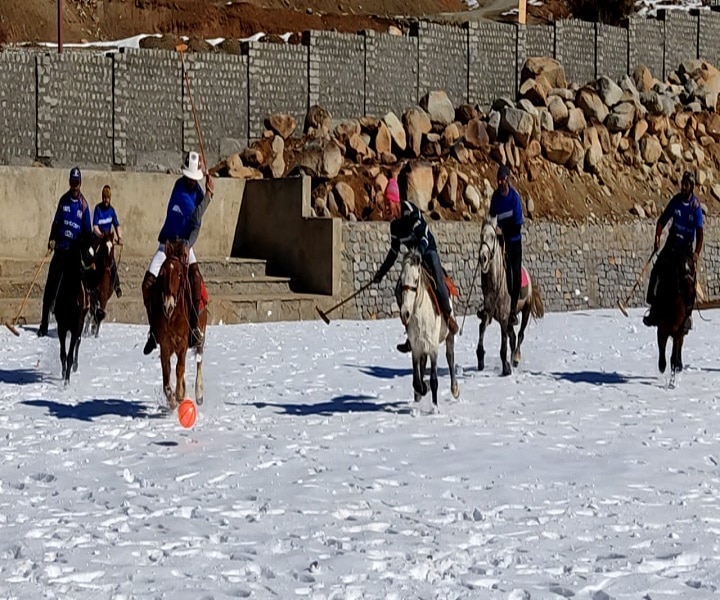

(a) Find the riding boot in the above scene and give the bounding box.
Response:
[141,271,157,355]
[396,339,411,353]
[189,263,204,348]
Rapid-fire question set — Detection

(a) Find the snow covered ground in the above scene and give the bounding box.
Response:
[1,308,720,599]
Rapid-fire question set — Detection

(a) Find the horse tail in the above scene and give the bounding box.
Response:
[530,275,545,320]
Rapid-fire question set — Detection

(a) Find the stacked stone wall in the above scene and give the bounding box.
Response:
[0,52,36,165]
[469,21,518,107]
[416,21,468,106]
[364,30,418,117]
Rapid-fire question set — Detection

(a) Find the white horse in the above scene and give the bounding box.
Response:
[399,250,459,409]
[477,218,544,376]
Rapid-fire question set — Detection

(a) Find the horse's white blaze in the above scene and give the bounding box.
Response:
[106,240,113,254]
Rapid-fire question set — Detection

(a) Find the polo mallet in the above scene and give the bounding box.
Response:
[176,43,208,175]
[617,250,656,317]
[316,281,374,324]
[5,248,52,336]
[459,255,481,336]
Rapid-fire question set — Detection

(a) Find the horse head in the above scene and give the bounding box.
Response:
[95,231,115,273]
[399,250,422,326]
[479,218,499,274]
[159,240,188,319]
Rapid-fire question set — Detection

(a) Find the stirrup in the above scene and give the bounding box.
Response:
[143,331,157,355]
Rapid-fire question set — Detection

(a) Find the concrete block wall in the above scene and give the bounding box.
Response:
[339,219,719,319]
[597,24,628,82]
[0,52,36,166]
[525,24,555,59]
[555,20,597,84]
[183,53,248,166]
[306,31,365,122]
[469,21,518,108]
[247,41,308,139]
[364,30,418,117]
[114,49,182,170]
[699,11,720,64]
[629,16,665,79]
[416,21,468,106]
[37,52,113,167]
[663,10,699,74]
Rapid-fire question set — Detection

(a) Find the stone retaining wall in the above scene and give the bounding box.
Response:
[340,219,718,319]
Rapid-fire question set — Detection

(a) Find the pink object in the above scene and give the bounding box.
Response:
[384,178,400,204]
[521,266,529,289]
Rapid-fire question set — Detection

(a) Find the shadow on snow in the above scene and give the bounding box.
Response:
[0,368,45,385]
[22,398,163,421]
[251,394,410,416]
[550,371,655,385]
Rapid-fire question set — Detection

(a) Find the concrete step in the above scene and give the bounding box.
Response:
[0,274,296,299]
[0,256,281,280]
[0,292,329,327]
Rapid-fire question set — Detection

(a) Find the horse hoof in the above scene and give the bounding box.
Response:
[413,381,428,397]
[196,396,204,406]
[659,360,666,374]
[451,383,459,399]
[501,364,512,377]
[512,359,519,368]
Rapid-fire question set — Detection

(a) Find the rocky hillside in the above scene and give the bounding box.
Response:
[215,56,720,224]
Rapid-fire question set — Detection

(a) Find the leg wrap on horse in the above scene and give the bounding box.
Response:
[189,263,204,347]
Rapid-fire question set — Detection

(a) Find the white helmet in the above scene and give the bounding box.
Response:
[182,151,204,181]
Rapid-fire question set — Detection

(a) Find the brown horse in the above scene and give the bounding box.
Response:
[85,231,116,338]
[54,249,90,385]
[151,240,207,410]
[655,250,695,387]
[476,218,544,376]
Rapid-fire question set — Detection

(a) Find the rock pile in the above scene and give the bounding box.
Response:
[215,56,720,223]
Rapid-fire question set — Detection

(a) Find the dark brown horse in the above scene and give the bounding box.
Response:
[655,250,695,387]
[54,250,90,385]
[151,240,207,410]
[85,231,116,338]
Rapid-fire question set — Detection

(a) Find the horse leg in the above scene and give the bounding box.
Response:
[195,346,204,406]
[657,329,669,374]
[176,348,187,404]
[671,334,684,374]
[419,355,428,396]
[412,355,423,401]
[160,346,175,409]
[58,329,68,382]
[429,354,439,410]
[512,305,531,367]
[445,334,459,399]
[500,320,512,377]
[476,313,488,371]
[65,333,77,385]
[72,332,81,373]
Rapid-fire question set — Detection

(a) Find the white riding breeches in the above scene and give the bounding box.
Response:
[148,243,197,277]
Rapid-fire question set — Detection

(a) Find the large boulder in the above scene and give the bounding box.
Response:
[576,87,609,123]
[548,96,569,128]
[382,111,407,152]
[403,106,432,157]
[541,130,575,165]
[566,107,587,134]
[632,65,654,93]
[519,77,548,107]
[583,126,603,172]
[420,90,455,126]
[464,118,490,149]
[597,76,624,108]
[404,162,434,212]
[605,102,636,132]
[640,135,662,164]
[304,105,332,136]
[296,140,343,179]
[333,181,355,217]
[265,113,297,139]
[374,122,393,155]
[500,107,534,148]
[521,57,567,90]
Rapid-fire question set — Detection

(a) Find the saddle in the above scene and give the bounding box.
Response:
[421,265,460,316]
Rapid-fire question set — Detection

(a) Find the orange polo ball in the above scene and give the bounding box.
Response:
[178,399,197,428]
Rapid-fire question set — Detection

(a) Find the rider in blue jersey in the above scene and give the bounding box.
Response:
[141,151,213,355]
[93,184,123,298]
[644,171,703,330]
